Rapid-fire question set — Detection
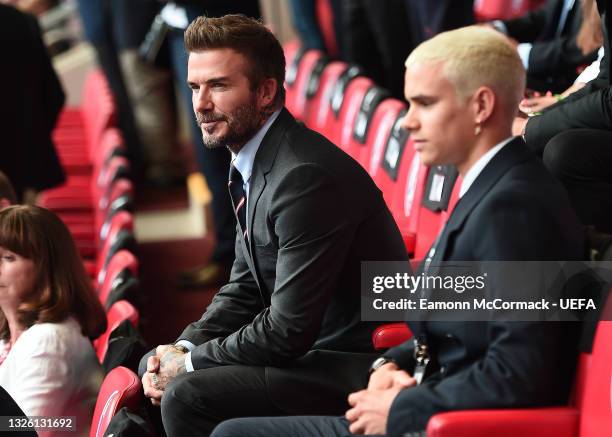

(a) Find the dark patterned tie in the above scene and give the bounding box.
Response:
[228,164,248,242]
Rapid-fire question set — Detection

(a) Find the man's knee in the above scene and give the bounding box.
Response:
[160,372,199,419]
[210,419,249,437]
[543,130,586,179]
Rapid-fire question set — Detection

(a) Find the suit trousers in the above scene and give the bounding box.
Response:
[211,415,384,437]
[160,365,283,437]
[543,129,612,233]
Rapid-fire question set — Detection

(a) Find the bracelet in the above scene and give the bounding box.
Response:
[554,94,564,102]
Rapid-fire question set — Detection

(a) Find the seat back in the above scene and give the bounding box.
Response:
[413,170,461,261]
[369,109,411,198]
[96,211,136,282]
[303,61,349,136]
[579,295,612,436]
[285,48,326,120]
[342,86,392,165]
[94,300,140,363]
[294,53,329,121]
[319,65,365,145]
[98,250,139,307]
[89,366,142,437]
[82,70,115,157]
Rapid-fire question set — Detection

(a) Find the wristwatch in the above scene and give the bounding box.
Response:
[369,357,396,375]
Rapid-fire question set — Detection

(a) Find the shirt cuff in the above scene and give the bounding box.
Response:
[491,20,508,34]
[175,340,196,351]
[184,351,195,372]
[175,340,196,372]
[517,43,532,70]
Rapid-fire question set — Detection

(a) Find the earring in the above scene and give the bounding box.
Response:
[474,123,482,136]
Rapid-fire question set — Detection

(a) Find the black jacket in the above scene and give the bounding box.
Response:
[503,0,598,92]
[178,109,409,413]
[525,0,612,153]
[383,139,585,436]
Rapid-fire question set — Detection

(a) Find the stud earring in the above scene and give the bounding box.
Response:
[474,124,482,136]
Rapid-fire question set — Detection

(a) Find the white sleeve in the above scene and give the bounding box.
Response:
[9,331,71,418]
[574,47,604,84]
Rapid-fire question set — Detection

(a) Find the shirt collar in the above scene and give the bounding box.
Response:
[459,136,514,198]
[231,110,281,184]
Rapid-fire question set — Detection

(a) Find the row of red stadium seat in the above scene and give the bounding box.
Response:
[38,71,144,437]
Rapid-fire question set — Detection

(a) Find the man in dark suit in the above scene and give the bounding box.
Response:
[139,14,408,436]
[491,0,598,93]
[0,3,65,201]
[516,0,612,234]
[211,26,585,437]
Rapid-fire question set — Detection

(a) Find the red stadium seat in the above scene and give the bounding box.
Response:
[473,0,545,21]
[302,61,350,134]
[285,49,327,120]
[340,86,392,164]
[94,300,140,364]
[317,65,365,144]
[334,76,376,154]
[89,366,142,437]
[372,323,413,350]
[425,295,612,436]
[413,172,461,261]
[98,250,139,309]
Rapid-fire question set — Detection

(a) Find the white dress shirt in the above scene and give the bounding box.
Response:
[459,137,514,198]
[0,317,104,437]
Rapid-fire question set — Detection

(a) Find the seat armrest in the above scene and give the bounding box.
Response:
[427,407,579,437]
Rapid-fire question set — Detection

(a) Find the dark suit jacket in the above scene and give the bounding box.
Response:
[503,0,597,92]
[382,138,585,436]
[524,0,612,153]
[179,109,408,413]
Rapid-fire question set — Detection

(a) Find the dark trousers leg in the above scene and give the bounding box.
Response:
[211,416,376,437]
[168,30,236,267]
[160,366,283,437]
[543,129,612,233]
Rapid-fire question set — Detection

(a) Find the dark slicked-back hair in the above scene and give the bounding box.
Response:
[184,14,286,109]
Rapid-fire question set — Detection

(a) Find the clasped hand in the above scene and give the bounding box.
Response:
[142,344,187,406]
[345,363,416,435]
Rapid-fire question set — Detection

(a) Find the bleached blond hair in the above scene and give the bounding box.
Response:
[406,26,525,115]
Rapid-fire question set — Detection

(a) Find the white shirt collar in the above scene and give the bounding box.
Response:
[459,136,514,198]
[231,110,281,185]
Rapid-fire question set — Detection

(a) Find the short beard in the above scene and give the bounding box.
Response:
[196,98,263,152]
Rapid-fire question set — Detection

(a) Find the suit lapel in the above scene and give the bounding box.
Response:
[433,138,532,262]
[241,109,296,282]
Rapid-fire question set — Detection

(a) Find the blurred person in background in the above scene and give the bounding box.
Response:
[0,3,65,201]
[488,0,598,93]
[519,0,604,113]
[0,171,17,209]
[0,205,107,437]
[516,0,612,234]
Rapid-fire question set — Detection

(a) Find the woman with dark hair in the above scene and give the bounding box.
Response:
[0,205,106,436]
